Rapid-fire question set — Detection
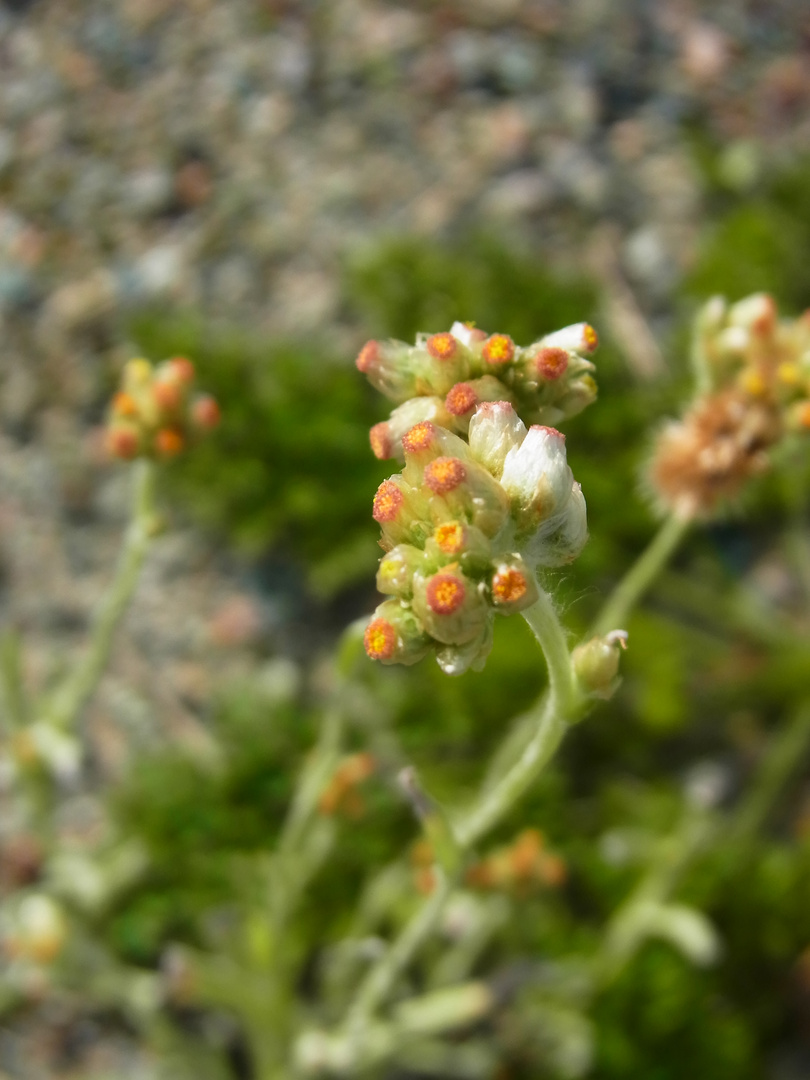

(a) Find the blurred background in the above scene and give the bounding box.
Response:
[1,0,810,1077]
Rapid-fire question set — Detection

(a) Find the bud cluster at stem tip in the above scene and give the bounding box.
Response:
[358,320,598,463]
[106,356,220,461]
[363,404,587,675]
[650,294,810,519]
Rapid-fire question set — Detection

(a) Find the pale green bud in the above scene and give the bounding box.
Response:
[572,630,628,699]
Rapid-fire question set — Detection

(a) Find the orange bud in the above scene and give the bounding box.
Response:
[192,394,221,429]
[372,480,404,523]
[445,382,479,416]
[356,340,379,373]
[535,346,569,380]
[426,572,466,615]
[112,391,139,418]
[424,456,467,494]
[107,426,140,460]
[364,617,397,660]
[167,357,195,384]
[155,428,184,458]
[152,379,182,412]
[426,332,457,361]
[482,333,515,366]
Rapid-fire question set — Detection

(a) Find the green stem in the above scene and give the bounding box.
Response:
[591,514,691,637]
[345,871,453,1038]
[342,590,577,1035]
[45,460,157,731]
[728,702,810,847]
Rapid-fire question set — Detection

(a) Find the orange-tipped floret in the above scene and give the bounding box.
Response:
[364,617,397,661]
[356,340,379,373]
[582,324,599,351]
[426,332,457,361]
[434,521,466,555]
[424,456,466,494]
[152,379,183,413]
[372,480,404,523]
[112,392,139,417]
[107,426,140,460]
[155,428,184,458]
[491,565,528,606]
[192,395,221,429]
[445,382,479,416]
[535,346,569,380]
[167,357,196,384]
[482,333,514,366]
[426,572,467,616]
[369,422,393,460]
[402,420,438,455]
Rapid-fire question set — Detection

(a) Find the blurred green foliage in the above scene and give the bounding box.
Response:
[113,162,810,1077]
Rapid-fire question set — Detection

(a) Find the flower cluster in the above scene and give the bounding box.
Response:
[357,321,598,463]
[650,294,810,519]
[363,404,587,674]
[465,828,566,894]
[106,356,220,461]
[317,753,377,818]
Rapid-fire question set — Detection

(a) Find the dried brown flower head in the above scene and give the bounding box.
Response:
[649,388,780,520]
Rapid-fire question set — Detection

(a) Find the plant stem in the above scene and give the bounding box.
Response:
[46,460,157,731]
[342,589,577,1037]
[591,513,691,637]
[345,870,453,1038]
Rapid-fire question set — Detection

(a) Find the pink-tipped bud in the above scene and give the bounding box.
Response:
[424,456,467,495]
[426,332,458,361]
[534,346,569,380]
[445,383,479,417]
[167,356,196,384]
[356,339,379,373]
[369,422,393,460]
[107,425,140,460]
[501,424,573,530]
[402,420,440,456]
[192,394,221,430]
[373,480,404,523]
[468,401,527,478]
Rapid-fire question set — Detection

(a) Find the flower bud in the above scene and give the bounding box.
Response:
[413,331,473,394]
[372,476,432,548]
[412,569,488,645]
[370,397,453,461]
[481,333,516,368]
[425,455,510,538]
[106,423,141,460]
[500,425,574,535]
[445,376,511,433]
[572,630,627,700]
[377,543,426,597]
[467,401,527,478]
[363,600,431,666]
[356,339,422,402]
[401,422,470,484]
[435,619,494,676]
[529,481,588,567]
[191,394,221,430]
[489,556,539,613]
[540,322,599,354]
[425,520,492,574]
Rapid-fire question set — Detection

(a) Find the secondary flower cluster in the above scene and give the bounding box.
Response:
[357,320,598,462]
[363,404,587,674]
[106,356,220,461]
[650,294,810,519]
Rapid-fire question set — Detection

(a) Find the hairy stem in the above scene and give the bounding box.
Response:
[591,513,691,637]
[46,460,157,731]
[342,589,577,1037]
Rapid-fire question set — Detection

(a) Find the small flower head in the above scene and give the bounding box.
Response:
[373,480,404,523]
[534,346,569,381]
[572,630,628,700]
[426,571,467,615]
[433,521,466,556]
[445,382,479,417]
[482,333,515,367]
[424,456,467,495]
[356,339,379,374]
[490,558,538,613]
[105,356,219,463]
[364,617,397,661]
[426,332,458,361]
